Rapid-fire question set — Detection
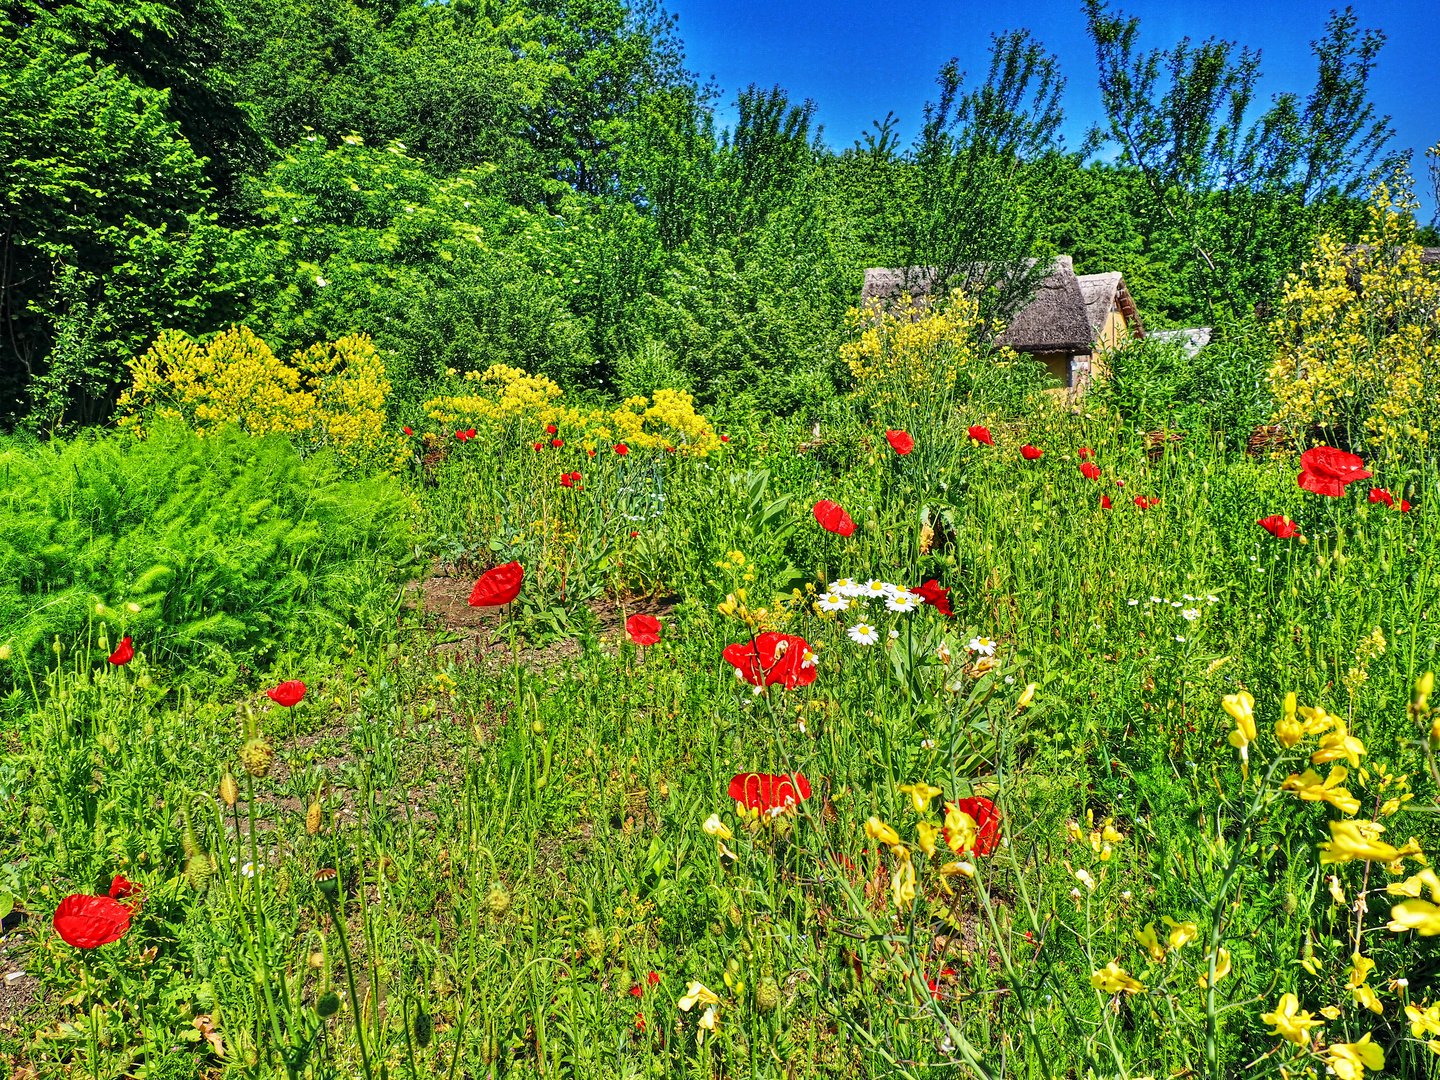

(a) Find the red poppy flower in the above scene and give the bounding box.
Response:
[967,425,994,446]
[267,680,306,708]
[813,499,856,537]
[108,636,134,666]
[629,984,643,998]
[1298,446,1371,497]
[728,772,813,812]
[1134,495,1157,509]
[629,530,638,539]
[468,561,524,607]
[614,443,629,455]
[926,967,957,999]
[533,442,543,451]
[1368,487,1393,507]
[551,438,563,449]
[1020,444,1042,460]
[545,424,558,435]
[108,874,140,900]
[1400,499,1413,513]
[1115,478,1126,488]
[1079,462,1100,481]
[947,796,1001,856]
[455,428,476,442]
[720,434,730,443]
[626,613,661,646]
[634,1012,646,1032]
[885,429,914,455]
[912,580,953,616]
[1078,447,1093,460]
[53,894,132,948]
[587,448,596,457]
[1100,495,1112,509]
[402,426,413,436]
[722,632,818,689]
[647,971,660,986]
[1258,514,1299,539]
[560,472,577,487]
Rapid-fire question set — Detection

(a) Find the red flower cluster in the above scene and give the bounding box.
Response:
[946,796,1001,856]
[560,470,582,488]
[1079,462,1100,481]
[625,613,661,646]
[1020,444,1043,460]
[813,499,856,537]
[1258,514,1300,539]
[911,579,953,616]
[551,438,564,449]
[885,429,914,455]
[1078,447,1093,460]
[455,428,476,442]
[1133,495,1158,510]
[545,424,558,435]
[1297,446,1371,497]
[728,772,813,813]
[267,680,306,708]
[722,632,817,689]
[1369,487,1412,512]
[108,636,134,666]
[468,562,524,607]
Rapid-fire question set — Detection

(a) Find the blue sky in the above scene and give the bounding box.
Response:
[665,0,1440,221]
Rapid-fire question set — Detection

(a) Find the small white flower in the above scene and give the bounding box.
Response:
[315,276,329,288]
[862,579,892,600]
[1075,868,1096,890]
[888,628,900,640]
[848,622,880,646]
[936,642,953,664]
[1170,601,1182,609]
[921,738,936,750]
[830,578,864,598]
[1207,595,1219,604]
[1127,598,1139,606]
[885,590,921,613]
[1004,674,1015,684]
[967,636,996,657]
[815,591,849,613]
[1183,593,1196,601]
[1181,608,1200,621]
[1175,635,1186,643]
[801,648,818,668]
[1149,596,1162,604]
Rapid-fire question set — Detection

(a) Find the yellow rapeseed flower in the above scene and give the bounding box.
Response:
[1346,954,1383,1015]
[916,820,940,858]
[1406,1001,1440,1039]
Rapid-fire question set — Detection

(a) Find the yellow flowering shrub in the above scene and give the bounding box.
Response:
[118,327,397,465]
[840,290,1018,413]
[1268,182,1440,453]
[423,363,721,453]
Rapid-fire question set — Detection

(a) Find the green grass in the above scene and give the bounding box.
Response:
[2,406,1439,1079]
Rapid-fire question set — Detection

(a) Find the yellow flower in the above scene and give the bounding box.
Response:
[943,803,978,854]
[1329,875,1348,906]
[1280,767,1361,815]
[1261,992,1324,1045]
[1275,692,1303,748]
[1323,1033,1384,1080]
[898,782,943,813]
[1299,704,1336,736]
[916,820,939,858]
[1387,868,1440,901]
[678,981,720,1011]
[1223,691,1256,768]
[1312,717,1367,768]
[696,1004,720,1044]
[1407,1001,1440,1039]
[1198,948,1231,988]
[939,861,975,879]
[1320,819,1423,865]
[1016,682,1037,710]
[890,849,917,909]
[1134,923,1165,963]
[1387,900,1440,936]
[1346,954,1383,1015]
[1162,916,1198,950]
[1090,961,1144,995]
[865,817,901,848]
[702,814,733,840]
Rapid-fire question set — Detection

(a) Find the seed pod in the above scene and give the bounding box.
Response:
[305,802,322,835]
[756,975,780,1013]
[412,1001,433,1049]
[486,881,511,919]
[316,991,340,1019]
[239,737,273,779]
[181,814,202,860]
[219,770,239,807]
[315,867,340,899]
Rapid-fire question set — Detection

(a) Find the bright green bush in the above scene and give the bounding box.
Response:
[0,421,414,712]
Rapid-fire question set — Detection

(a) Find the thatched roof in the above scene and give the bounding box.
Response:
[860,257,1096,353]
[1077,272,1145,340]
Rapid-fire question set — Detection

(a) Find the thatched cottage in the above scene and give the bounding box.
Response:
[860,257,1144,394]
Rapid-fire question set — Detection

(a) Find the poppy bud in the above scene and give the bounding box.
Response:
[219,770,239,807]
[306,802,322,835]
[584,925,606,963]
[756,974,780,1013]
[239,737,273,778]
[412,1001,433,1049]
[185,853,215,890]
[481,1036,499,1065]
[616,969,634,997]
[486,881,511,918]
[315,867,340,899]
[316,991,341,1018]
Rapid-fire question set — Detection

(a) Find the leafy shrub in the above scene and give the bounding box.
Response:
[1269,181,1440,457]
[118,327,400,468]
[423,363,722,453]
[0,421,413,712]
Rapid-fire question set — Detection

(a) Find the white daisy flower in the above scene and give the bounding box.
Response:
[1181,608,1200,621]
[1175,635,1186,643]
[801,648,818,668]
[848,622,880,646]
[1127,598,1139,606]
[829,578,862,597]
[1207,595,1219,604]
[862,579,892,600]
[1149,596,1162,604]
[1170,601,1182,609]
[815,591,849,613]
[967,636,996,656]
[885,591,921,613]
[921,738,936,750]
[888,629,900,640]
[1182,593,1196,601]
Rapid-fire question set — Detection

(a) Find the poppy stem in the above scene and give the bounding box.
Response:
[323,886,376,1080]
